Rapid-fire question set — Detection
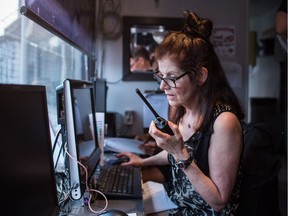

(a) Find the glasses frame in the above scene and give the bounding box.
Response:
[153,71,190,88]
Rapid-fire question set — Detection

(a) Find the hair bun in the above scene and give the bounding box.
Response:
[182,11,213,40]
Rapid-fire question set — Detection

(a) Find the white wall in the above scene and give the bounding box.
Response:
[97,0,249,136]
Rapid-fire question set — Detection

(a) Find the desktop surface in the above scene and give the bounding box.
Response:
[69,199,144,216]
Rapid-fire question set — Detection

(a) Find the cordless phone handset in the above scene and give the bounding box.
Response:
[135,88,174,135]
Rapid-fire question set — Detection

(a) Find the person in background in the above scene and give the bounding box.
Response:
[275,0,287,51]
[135,133,161,156]
[275,0,287,38]
[135,133,170,183]
[118,10,244,215]
[130,46,152,72]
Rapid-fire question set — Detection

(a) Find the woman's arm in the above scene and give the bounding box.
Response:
[142,150,169,166]
[149,112,242,211]
[183,112,242,211]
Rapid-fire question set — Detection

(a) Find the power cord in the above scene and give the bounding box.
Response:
[65,147,109,214]
[53,129,109,214]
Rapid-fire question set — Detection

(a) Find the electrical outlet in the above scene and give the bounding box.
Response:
[124,110,134,125]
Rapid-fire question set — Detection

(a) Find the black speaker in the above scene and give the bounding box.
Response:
[105,112,117,137]
[93,78,107,112]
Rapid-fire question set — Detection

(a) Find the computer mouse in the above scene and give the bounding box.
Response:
[98,209,128,216]
[109,156,130,165]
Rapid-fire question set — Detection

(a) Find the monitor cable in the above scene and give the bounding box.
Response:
[52,128,62,153]
[55,142,71,215]
[52,130,71,214]
[52,127,67,170]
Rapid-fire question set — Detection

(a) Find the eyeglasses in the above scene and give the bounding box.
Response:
[153,71,190,88]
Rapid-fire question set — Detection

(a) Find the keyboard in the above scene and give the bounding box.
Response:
[94,164,142,199]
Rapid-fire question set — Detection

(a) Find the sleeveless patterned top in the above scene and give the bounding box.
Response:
[164,104,243,216]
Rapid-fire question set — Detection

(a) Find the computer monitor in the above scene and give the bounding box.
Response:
[0,84,59,216]
[56,79,101,200]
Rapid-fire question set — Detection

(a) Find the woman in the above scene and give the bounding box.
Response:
[118,11,244,215]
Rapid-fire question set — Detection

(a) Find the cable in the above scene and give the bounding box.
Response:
[52,128,62,154]
[65,148,109,214]
[53,128,66,170]
[52,127,66,170]
[56,142,72,215]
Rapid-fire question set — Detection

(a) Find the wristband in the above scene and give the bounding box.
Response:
[176,147,194,169]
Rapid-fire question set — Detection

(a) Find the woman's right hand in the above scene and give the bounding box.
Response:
[149,120,187,161]
[115,152,143,167]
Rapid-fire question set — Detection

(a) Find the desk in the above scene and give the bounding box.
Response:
[68,199,144,215]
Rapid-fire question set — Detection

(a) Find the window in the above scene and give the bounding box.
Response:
[0,1,88,132]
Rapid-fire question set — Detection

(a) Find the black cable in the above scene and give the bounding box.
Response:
[52,128,62,154]
[53,128,66,169]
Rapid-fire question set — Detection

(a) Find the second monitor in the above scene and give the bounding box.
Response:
[57,79,101,200]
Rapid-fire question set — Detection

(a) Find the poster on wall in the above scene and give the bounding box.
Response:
[211,26,236,57]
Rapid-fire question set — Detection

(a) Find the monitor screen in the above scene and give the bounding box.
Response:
[0,84,59,216]
[58,79,101,200]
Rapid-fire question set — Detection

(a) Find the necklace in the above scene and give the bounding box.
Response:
[181,114,196,129]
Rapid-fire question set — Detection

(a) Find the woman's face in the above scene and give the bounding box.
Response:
[157,57,196,108]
